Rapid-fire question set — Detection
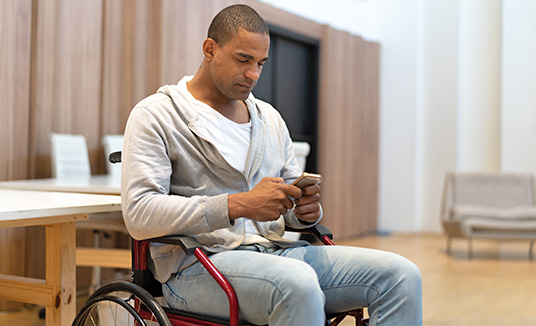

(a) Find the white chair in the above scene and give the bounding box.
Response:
[284,141,312,241]
[102,135,124,178]
[50,133,127,293]
[292,141,311,172]
[50,133,91,178]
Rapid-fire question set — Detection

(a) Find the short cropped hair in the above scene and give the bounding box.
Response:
[208,4,269,45]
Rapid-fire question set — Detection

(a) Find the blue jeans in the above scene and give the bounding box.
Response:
[163,244,422,326]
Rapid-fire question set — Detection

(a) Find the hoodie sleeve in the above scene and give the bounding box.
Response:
[121,100,232,240]
[255,100,323,228]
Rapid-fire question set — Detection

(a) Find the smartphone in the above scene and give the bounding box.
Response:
[291,172,322,188]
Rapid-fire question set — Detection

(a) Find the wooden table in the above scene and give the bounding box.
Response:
[0,189,121,326]
[0,176,129,268]
[0,175,120,195]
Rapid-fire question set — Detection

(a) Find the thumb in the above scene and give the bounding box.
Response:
[284,184,303,199]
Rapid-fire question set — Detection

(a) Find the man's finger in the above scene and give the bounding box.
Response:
[301,183,321,196]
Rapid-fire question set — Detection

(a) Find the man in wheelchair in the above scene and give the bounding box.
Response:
[121,4,422,325]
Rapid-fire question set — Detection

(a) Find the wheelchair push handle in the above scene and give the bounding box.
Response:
[109,151,122,164]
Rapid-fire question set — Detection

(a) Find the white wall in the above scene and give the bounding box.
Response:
[375,0,419,232]
[457,0,502,171]
[259,0,380,41]
[501,0,536,173]
[260,0,536,233]
[415,0,459,232]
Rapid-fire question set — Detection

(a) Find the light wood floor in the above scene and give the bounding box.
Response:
[336,233,536,326]
[1,233,535,325]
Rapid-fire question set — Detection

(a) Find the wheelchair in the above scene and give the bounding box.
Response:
[72,152,369,326]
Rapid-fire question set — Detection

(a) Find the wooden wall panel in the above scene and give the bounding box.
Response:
[159,0,235,85]
[132,0,162,103]
[30,0,104,178]
[349,34,365,237]
[362,42,380,233]
[100,0,131,137]
[244,0,323,40]
[349,34,366,237]
[0,0,32,181]
[0,0,32,311]
[318,25,379,238]
[24,0,104,291]
[318,26,342,236]
[101,0,164,145]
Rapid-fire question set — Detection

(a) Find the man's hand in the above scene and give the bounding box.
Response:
[229,177,302,222]
[293,183,321,223]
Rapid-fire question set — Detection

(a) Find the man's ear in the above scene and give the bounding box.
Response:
[203,38,217,61]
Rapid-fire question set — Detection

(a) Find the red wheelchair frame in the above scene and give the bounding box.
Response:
[74,151,369,325]
[130,225,368,326]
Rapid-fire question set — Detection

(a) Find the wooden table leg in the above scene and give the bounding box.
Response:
[45,220,77,326]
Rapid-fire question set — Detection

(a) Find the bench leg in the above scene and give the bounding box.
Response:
[468,238,473,259]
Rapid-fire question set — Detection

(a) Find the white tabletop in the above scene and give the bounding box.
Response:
[0,175,121,195]
[0,189,122,228]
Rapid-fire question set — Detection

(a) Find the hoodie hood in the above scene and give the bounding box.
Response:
[157,76,268,181]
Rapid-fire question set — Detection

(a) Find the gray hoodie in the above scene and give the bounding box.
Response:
[121,76,322,282]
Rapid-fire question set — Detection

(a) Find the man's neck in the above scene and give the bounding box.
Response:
[187,76,250,124]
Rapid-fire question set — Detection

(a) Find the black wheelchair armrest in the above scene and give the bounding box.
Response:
[147,225,334,253]
[131,236,203,296]
[286,224,333,241]
[149,235,202,255]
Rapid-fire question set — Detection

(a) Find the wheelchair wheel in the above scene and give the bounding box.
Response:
[73,280,172,326]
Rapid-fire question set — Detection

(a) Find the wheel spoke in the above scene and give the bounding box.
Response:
[73,281,171,326]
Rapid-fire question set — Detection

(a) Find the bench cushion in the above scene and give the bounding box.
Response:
[450,204,536,221]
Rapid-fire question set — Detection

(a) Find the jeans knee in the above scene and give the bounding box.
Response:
[400,258,422,290]
[251,263,324,325]
[274,263,324,304]
[387,255,422,301]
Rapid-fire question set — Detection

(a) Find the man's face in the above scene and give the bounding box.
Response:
[209,28,270,101]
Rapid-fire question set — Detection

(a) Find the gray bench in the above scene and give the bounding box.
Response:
[441,171,536,259]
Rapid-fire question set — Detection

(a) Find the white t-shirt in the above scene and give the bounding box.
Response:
[191,98,274,247]
[194,102,251,172]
